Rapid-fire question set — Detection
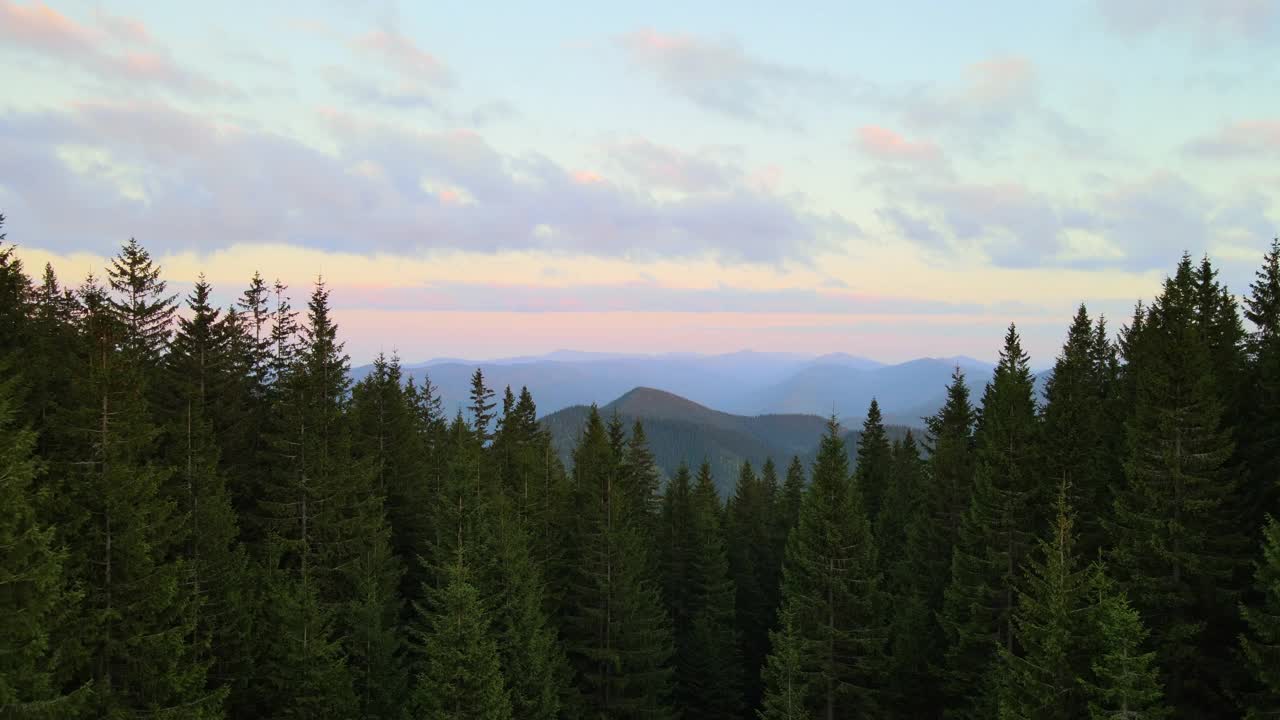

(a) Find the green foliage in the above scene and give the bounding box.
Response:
[992,489,1103,720]
[1244,239,1280,524]
[410,559,513,720]
[252,558,358,720]
[54,272,221,718]
[561,407,676,719]
[1041,305,1122,557]
[679,463,745,719]
[942,325,1042,718]
[0,369,86,718]
[1085,595,1169,720]
[161,277,254,707]
[726,459,780,709]
[484,498,571,720]
[1107,255,1248,715]
[757,607,812,720]
[1240,516,1280,718]
[770,417,887,718]
[877,431,933,714]
[855,398,893,524]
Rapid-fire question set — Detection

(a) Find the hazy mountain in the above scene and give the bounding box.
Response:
[540,387,916,495]
[352,350,999,422]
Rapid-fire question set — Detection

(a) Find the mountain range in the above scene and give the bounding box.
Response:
[353,349,1044,427]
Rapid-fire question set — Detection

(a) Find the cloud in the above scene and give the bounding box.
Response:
[855,126,943,165]
[605,139,739,193]
[1095,0,1279,41]
[351,28,452,87]
[878,170,1275,272]
[876,207,948,250]
[315,280,991,315]
[326,66,441,111]
[1185,119,1280,158]
[896,55,1099,155]
[903,56,1037,131]
[0,101,851,264]
[615,28,853,125]
[0,1,231,96]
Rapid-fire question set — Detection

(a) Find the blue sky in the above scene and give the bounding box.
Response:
[1,0,1278,363]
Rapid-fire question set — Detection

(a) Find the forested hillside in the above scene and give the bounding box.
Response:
[540,387,914,494]
[2,213,1280,719]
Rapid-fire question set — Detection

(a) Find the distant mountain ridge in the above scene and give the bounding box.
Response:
[540,387,915,495]
[352,349,1026,424]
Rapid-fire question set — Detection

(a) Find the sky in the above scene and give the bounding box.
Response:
[2,0,1278,365]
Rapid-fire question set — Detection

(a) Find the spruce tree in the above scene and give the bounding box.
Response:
[660,463,696,669]
[941,325,1041,719]
[769,417,886,719]
[1108,255,1247,716]
[757,606,811,720]
[1240,516,1280,718]
[877,431,932,715]
[350,353,431,612]
[469,368,497,444]
[777,456,806,540]
[161,276,254,706]
[0,368,85,717]
[855,398,893,524]
[105,237,176,370]
[682,462,744,719]
[1244,239,1280,524]
[257,280,387,716]
[1041,305,1119,557]
[410,557,512,720]
[992,487,1103,720]
[726,459,777,710]
[915,368,977,607]
[1085,595,1170,720]
[57,273,221,717]
[0,213,33,365]
[252,557,358,720]
[621,420,664,532]
[483,496,572,720]
[561,407,676,719]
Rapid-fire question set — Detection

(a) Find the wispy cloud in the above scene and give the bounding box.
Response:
[605,139,740,193]
[895,55,1100,155]
[1095,0,1279,41]
[0,0,233,96]
[1185,119,1280,158]
[877,170,1276,271]
[615,28,854,126]
[351,28,453,87]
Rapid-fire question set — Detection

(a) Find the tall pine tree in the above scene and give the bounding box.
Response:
[941,325,1042,718]
[1108,255,1247,717]
[767,417,886,719]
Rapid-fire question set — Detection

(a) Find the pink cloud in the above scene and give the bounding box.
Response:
[0,1,227,95]
[0,1,94,54]
[1186,119,1280,157]
[572,170,605,185]
[352,29,451,87]
[856,126,943,164]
